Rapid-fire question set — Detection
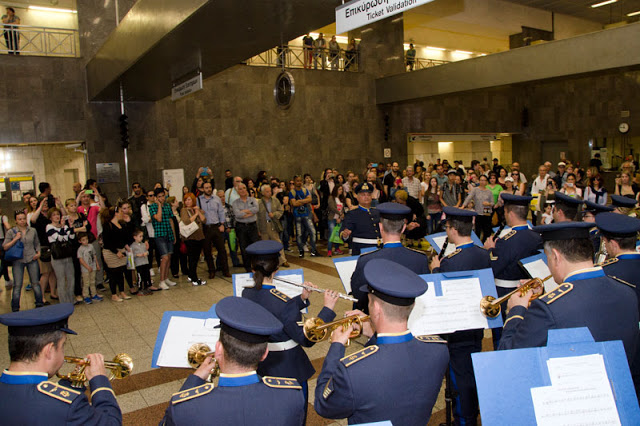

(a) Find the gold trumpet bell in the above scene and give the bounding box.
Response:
[187,343,212,369]
[480,296,501,318]
[109,353,134,380]
[303,318,328,342]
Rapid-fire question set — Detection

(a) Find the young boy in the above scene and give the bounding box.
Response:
[77,232,103,304]
[131,229,154,295]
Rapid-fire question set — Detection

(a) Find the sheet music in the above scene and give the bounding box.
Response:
[234,273,304,300]
[408,277,489,335]
[522,258,559,293]
[156,316,220,368]
[334,259,358,294]
[530,354,621,426]
[432,235,456,256]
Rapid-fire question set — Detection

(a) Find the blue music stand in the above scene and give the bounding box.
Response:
[472,328,640,425]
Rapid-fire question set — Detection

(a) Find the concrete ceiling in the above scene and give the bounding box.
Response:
[86,0,342,101]
[503,0,640,24]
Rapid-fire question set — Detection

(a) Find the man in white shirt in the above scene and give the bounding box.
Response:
[531,165,549,195]
[224,176,243,206]
[402,166,422,199]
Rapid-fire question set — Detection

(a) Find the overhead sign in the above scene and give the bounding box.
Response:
[171,73,203,101]
[336,0,434,34]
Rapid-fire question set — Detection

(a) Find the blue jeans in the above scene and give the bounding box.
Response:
[295,216,317,253]
[426,211,441,235]
[327,219,337,251]
[12,260,43,311]
[155,235,174,257]
[281,214,293,250]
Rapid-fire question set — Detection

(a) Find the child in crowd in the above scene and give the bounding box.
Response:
[76,232,103,304]
[542,201,554,224]
[131,229,154,295]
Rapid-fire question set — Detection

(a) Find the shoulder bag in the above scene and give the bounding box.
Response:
[5,228,24,262]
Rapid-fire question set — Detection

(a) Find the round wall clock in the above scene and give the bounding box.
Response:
[618,122,629,134]
[274,71,295,109]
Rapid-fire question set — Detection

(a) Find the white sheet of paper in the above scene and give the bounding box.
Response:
[335,259,358,294]
[432,235,456,256]
[156,316,220,368]
[235,273,306,312]
[408,278,489,335]
[523,259,559,293]
[530,354,621,426]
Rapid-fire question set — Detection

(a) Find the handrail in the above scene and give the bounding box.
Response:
[245,45,360,72]
[1,24,79,57]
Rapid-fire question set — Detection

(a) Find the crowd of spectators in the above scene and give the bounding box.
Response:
[1,153,638,310]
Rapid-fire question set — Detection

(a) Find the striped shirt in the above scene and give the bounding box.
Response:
[46,223,75,244]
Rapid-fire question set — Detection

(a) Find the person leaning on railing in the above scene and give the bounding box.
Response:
[2,7,20,55]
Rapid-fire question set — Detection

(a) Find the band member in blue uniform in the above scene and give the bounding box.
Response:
[0,304,122,425]
[340,182,381,255]
[241,240,338,413]
[499,222,639,363]
[350,202,429,312]
[596,212,640,401]
[430,207,491,426]
[552,191,583,222]
[611,194,638,216]
[483,194,542,348]
[162,297,306,426]
[315,259,449,425]
[582,200,614,262]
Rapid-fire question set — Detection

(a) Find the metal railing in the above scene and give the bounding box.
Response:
[245,45,360,72]
[1,24,79,57]
[406,57,450,71]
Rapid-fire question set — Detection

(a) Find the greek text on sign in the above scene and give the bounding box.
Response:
[171,73,203,101]
[336,0,434,34]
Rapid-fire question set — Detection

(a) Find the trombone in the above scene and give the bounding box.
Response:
[480,275,553,318]
[57,353,133,388]
[303,314,370,345]
[187,343,219,382]
[273,277,358,302]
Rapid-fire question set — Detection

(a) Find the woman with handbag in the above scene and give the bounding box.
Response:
[3,211,45,311]
[180,193,206,286]
[29,196,57,302]
[168,196,189,280]
[46,208,76,305]
[101,201,132,302]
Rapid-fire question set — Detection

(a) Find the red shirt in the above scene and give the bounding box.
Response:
[77,204,100,238]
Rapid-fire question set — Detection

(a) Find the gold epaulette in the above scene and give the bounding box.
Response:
[503,230,517,240]
[360,248,380,257]
[446,249,461,259]
[340,346,379,367]
[262,376,302,389]
[610,276,636,289]
[37,381,81,404]
[270,288,290,302]
[171,383,214,405]
[539,283,573,304]
[416,335,447,344]
[407,247,428,256]
[596,258,619,267]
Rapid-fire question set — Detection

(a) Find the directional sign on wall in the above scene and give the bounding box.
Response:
[336,0,435,34]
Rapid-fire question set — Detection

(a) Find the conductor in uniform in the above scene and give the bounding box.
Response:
[430,207,490,426]
[483,194,542,347]
[0,304,122,425]
[350,202,429,312]
[595,212,640,399]
[162,296,306,425]
[315,259,449,425]
[498,222,639,363]
[340,182,381,255]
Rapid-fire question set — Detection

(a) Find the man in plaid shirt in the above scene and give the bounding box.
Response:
[149,188,176,290]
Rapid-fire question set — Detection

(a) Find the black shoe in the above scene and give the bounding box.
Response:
[299,252,304,258]
[310,251,320,257]
[96,284,106,292]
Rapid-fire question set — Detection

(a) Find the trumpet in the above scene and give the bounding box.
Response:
[303,314,370,345]
[187,343,219,382]
[273,277,358,302]
[480,275,553,318]
[57,353,133,388]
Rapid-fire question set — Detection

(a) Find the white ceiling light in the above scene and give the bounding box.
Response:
[426,46,446,51]
[29,5,77,13]
[454,50,473,55]
[627,10,640,17]
[590,0,617,8]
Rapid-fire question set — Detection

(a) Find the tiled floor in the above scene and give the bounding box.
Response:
[0,247,458,425]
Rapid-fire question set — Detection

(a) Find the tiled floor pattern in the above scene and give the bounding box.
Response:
[0,245,489,425]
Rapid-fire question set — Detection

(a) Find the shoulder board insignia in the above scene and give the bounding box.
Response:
[446,249,461,259]
[262,376,302,389]
[539,283,573,304]
[340,345,379,367]
[270,288,290,302]
[37,381,81,404]
[503,230,517,240]
[489,252,498,261]
[609,276,636,289]
[360,248,380,257]
[171,383,214,405]
[407,247,428,256]
[322,377,333,400]
[416,335,447,344]
[596,258,619,267]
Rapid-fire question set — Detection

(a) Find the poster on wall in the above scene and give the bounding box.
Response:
[162,169,185,199]
[96,163,121,184]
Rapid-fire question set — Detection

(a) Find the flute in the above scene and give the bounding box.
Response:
[273,277,358,302]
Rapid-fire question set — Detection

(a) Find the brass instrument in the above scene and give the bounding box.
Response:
[595,237,608,264]
[187,343,219,382]
[273,277,358,302]
[480,275,553,318]
[303,314,370,345]
[57,353,133,388]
